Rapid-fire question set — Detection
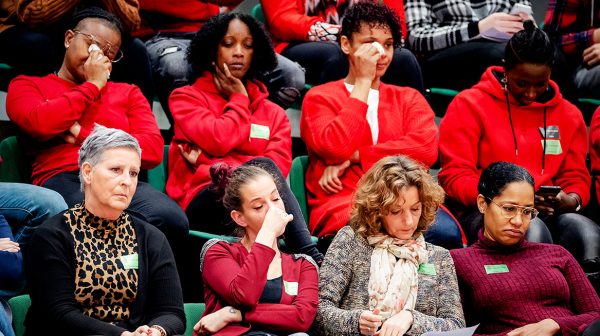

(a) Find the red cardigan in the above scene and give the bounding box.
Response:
[300,80,438,237]
[167,72,292,210]
[439,66,590,208]
[261,0,407,53]
[199,240,319,336]
[6,74,163,185]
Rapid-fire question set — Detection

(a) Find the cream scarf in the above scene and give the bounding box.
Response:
[367,234,428,319]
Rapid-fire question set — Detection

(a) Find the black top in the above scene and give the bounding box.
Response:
[259,276,283,304]
[24,209,185,336]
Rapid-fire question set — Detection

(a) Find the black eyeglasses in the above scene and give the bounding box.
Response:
[73,30,123,63]
[486,197,539,221]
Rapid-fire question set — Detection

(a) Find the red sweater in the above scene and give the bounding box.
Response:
[167,72,292,210]
[300,80,438,237]
[135,0,243,38]
[6,74,163,185]
[199,240,318,336]
[451,231,600,336]
[261,0,407,53]
[589,106,600,203]
[439,66,590,208]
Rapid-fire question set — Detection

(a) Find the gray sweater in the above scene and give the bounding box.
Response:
[315,226,465,335]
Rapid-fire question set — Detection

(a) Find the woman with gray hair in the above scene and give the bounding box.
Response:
[24,126,185,336]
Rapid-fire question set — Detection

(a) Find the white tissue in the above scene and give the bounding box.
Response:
[372,41,385,55]
[88,44,101,52]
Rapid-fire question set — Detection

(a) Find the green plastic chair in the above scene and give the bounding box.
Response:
[7,296,203,336]
[251,4,265,23]
[183,303,206,336]
[289,155,309,221]
[147,145,169,192]
[8,294,31,336]
[0,136,31,183]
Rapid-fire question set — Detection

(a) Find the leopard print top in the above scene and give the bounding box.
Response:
[65,204,139,322]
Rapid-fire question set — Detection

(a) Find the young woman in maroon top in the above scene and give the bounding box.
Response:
[194,164,318,336]
[451,161,600,336]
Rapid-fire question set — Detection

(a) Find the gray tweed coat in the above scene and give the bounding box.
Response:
[314,226,465,335]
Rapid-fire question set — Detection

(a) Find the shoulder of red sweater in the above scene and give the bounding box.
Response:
[306,79,346,98]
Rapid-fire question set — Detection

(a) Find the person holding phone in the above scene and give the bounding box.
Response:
[167,13,322,263]
[405,0,533,91]
[439,21,600,291]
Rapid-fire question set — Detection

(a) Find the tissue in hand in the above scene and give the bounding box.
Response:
[372,41,385,55]
[88,44,102,53]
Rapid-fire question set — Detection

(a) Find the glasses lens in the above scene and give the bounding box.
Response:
[501,205,518,218]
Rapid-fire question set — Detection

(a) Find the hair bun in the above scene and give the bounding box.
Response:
[523,20,536,32]
[210,162,234,196]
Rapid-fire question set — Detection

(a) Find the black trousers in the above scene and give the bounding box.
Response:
[281,41,425,93]
[186,157,323,265]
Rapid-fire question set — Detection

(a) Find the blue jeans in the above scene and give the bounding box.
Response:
[0,299,15,336]
[0,183,67,249]
[145,33,305,123]
[424,207,464,250]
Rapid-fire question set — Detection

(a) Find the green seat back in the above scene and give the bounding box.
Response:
[0,136,31,183]
[183,303,205,336]
[251,4,265,23]
[147,145,169,192]
[8,294,31,336]
[289,155,309,221]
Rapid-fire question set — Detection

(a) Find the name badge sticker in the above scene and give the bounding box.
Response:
[284,281,298,295]
[120,253,139,270]
[541,139,563,155]
[250,124,270,140]
[418,263,437,276]
[484,264,509,274]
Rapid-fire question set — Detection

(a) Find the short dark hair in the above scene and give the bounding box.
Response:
[478,162,535,203]
[187,13,277,80]
[340,1,402,49]
[505,20,554,70]
[69,7,123,35]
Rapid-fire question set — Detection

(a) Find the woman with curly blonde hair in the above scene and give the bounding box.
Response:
[315,155,465,336]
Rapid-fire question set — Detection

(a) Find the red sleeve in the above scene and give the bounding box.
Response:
[262,0,319,42]
[202,242,275,309]
[6,76,101,141]
[124,86,164,169]
[383,0,407,39]
[169,86,252,157]
[262,105,292,177]
[590,107,600,173]
[438,93,482,207]
[244,259,318,332]
[552,248,600,334]
[301,86,370,165]
[358,89,438,171]
[554,105,591,206]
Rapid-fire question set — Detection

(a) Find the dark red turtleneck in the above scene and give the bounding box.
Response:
[450,231,600,336]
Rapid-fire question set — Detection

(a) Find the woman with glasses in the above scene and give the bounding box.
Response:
[438,21,600,291]
[451,161,600,336]
[6,7,189,244]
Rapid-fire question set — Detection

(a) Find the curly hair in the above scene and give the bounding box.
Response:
[340,1,402,49]
[350,156,444,238]
[505,20,554,70]
[187,13,277,80]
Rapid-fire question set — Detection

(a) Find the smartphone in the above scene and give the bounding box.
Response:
[537,185,562,198]
[510,3,532,16]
